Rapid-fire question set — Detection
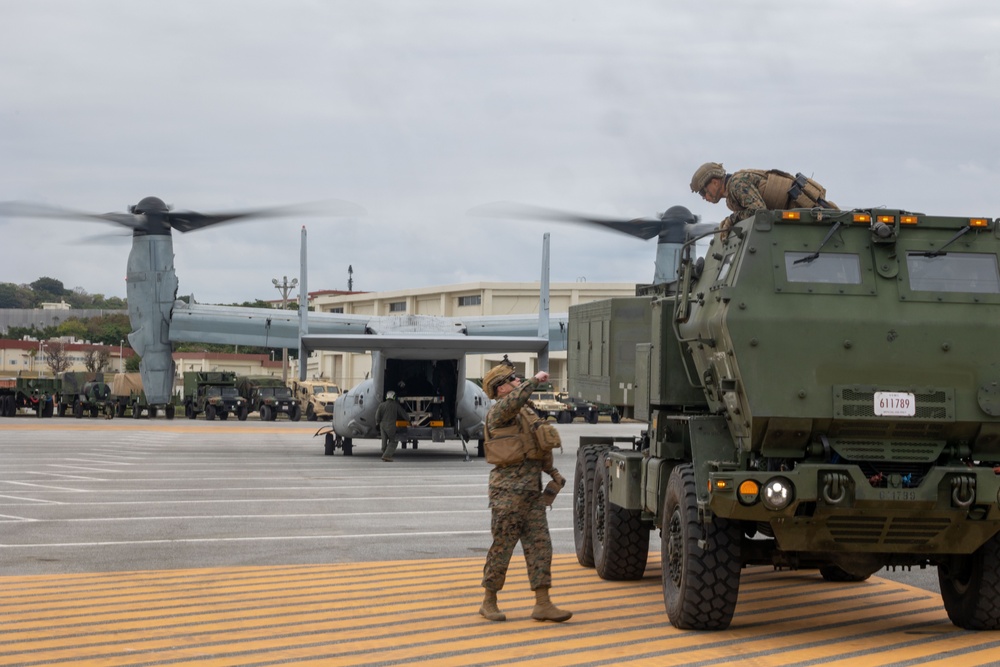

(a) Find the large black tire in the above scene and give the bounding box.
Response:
[206,404,217,421]
[343,437,353,456]
[306,404,317,422]
[324,433,335,455]
[165,405,175,420]
[558,410,573,424]
[238,406,248,421]
[219,411,229,421]
[290,405,301,422]
[588,410,599,425]
[662,463,742,630]
[73,400,84,419]
[186,403,196,419]
[260,404,272,421]
[592,451,650,580]
[938,532,1000,629]
[574,442,611,567]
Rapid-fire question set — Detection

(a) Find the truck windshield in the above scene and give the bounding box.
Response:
[907,253,1000,294]
[784,252,862,284]
[222,387,239,398]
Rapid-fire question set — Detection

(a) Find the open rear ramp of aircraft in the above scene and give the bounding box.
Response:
[3,555,996,666]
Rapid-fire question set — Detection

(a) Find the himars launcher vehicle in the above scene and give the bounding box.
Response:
[571,206,1000,631]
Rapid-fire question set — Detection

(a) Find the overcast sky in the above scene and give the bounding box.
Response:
[2,1,998,304]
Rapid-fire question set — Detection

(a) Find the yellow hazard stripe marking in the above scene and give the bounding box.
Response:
[0,554,993,666]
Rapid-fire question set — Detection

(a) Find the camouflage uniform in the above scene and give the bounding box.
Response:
[721,169,772,233]
[375,397,408,459]
[481,376,554,592]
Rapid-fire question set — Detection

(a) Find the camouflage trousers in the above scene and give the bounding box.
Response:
[481,486,552,592]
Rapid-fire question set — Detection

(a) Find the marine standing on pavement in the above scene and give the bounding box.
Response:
[479,365,572,623]
[375,391,409,462]
[691,162,838,236]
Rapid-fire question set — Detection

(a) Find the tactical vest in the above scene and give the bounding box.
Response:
[484,407,550,467]
[753,169,835,210]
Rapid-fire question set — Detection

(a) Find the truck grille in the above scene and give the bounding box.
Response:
[831,440,944,462]
[827,515,952,546]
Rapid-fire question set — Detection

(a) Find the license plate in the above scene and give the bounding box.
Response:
[874,391,915,417]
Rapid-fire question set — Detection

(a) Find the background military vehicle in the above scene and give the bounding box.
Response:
[237,375,301,421]
[110,373,177,419]
[289,379,340,421]
[0,373,59,418]
[183,371,248,421]
[570,207,1000,631]
[530,390,573,423]
[557,393,600,424]
[58,371,115,418]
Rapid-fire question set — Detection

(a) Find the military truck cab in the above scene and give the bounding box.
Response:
[572,207,1000,631]
[183,371,248,421]
[289,379,340,421]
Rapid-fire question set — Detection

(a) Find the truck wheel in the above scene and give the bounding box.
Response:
[206,404,217,421]
[260,405,272,421]
[238,406,248,421]
[558,410,572,424]
[592,451,649,580]
[290,405,301,422]
[306,404,317,422]
[90,406,99,418]
[58,402,68,417]
[165,405,175,420]
[132,402,141,419]
[574,442,611,568]
[186,403,196,419]
[938,531,1000,629]
[73,401,84,419]
[662,463,742,630]
[588,410,599,425]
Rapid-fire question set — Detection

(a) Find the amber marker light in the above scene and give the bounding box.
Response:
[781,211,801,220]
[900,215,919,225]
[853,213,872,224]
[877,215,895,224]
[738,480,761,505]
[970,218,989,228]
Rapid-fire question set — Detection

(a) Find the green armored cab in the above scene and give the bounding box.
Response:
[236,375,301,421]
[58,371,115,418]
[573,207,1000,631]
[182,371,248,421]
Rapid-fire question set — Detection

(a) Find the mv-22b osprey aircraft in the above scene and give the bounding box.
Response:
[0,196,571,458]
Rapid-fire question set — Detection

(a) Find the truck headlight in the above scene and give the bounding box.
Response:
[762,477,794,511]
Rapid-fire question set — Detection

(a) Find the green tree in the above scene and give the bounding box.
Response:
[0,283,33,308]
[56,319,89,341]
[125,354,141,372]
[30,277,66,303]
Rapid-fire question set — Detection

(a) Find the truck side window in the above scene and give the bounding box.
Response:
[784,252,862,285]
[906,253,1000,294]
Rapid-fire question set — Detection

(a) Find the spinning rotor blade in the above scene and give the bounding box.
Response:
[167,199,366,233]
[0,201,145,230]
[468,201,665,240]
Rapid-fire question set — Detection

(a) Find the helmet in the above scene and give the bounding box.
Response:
[690,162,725,193]
[483,365,516,400]
[385,391,396,400]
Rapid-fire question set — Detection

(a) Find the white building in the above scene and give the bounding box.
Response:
[300,281,636,392]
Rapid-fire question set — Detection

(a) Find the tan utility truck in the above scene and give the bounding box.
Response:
[289,379,341,421]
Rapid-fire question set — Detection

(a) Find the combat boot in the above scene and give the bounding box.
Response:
[479,589,506,622]
[531,587,572,622]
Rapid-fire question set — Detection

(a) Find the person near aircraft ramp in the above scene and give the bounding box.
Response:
[375,391,409,462]
[478,364,571,623]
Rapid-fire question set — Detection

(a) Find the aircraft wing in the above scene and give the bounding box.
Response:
[169,302,567,351]
[301,333,550,359]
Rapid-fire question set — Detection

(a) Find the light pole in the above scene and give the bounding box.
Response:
[119,339,124,373]
[272,276,298,384]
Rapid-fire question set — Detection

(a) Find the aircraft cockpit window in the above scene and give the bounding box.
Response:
[784,252,862,285]
[906,253,1000,294]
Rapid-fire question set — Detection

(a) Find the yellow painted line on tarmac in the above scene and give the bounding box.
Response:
[0,419,295,434]
[0,555,995,667]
